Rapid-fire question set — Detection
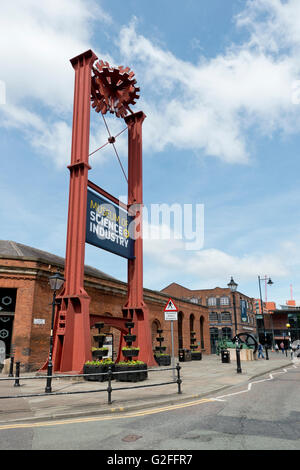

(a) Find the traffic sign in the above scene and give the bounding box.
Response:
[163,297,178,381]
[164,311,178,321]
[164,298,178,312]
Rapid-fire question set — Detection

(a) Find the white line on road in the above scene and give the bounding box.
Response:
[215,364,299,401]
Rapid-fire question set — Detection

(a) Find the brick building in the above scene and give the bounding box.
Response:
[161,282,257,353]
[0,241,210,371]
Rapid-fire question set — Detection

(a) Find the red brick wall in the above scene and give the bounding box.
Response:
[0,258,211,371]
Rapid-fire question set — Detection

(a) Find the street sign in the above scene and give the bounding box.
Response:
[164,311,178,321]
[163,298,178,381]
[164,298,178,321]
[164,298,178,312]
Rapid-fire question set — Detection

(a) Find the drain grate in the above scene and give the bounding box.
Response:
[122,434,143,442]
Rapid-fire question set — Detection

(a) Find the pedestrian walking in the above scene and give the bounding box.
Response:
[280,341,285,354]
[291,345,296,360]
[258,343,264,359]
[275,343,279,353]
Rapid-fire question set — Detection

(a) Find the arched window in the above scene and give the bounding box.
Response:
[151,320,161,350]
[200,316,205,349]
[207,297,216,307]
[209,311,218,322]
[210,327,219,354]
[220,296,230,306]
[222,327,232,339]
[189,314,195,333]
[221,311,232,322]
[178,312,183,349]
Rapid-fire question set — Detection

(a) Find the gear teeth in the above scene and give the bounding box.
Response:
[92,59,140,117]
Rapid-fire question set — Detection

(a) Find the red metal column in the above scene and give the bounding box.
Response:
[123,111,156,366]
[52,49,97,373]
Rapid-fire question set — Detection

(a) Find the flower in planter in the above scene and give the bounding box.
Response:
[122,346,140,358]
[84,358,115,382]
[117,360,145,366]
[91,347,109,351]
[115,360,148,382]
[85,358,114,366]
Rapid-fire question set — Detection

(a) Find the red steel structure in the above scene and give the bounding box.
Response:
[49,50,155,373]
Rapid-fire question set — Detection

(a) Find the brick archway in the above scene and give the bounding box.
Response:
[151,319,161,350]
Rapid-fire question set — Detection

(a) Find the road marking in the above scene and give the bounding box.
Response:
[0,364,298,431]
[215,364,299,400]
[0,397,214,430]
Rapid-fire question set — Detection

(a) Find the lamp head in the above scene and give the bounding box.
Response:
[49,271,65,291]
[227,276,238,292]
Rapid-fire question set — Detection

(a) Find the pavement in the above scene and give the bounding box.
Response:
[0,351,297,426]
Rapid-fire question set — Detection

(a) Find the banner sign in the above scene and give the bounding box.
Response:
[86,189,134,259]
[240,299,247,322]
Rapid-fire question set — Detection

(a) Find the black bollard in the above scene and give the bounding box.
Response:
[107,366,113,404]
[14,361,20,387]
[236,345,242,374]
[176,363,182,394]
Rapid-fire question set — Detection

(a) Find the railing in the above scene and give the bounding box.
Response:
[0,361,182,405]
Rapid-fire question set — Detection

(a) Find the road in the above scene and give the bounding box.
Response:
[1,365,299,452]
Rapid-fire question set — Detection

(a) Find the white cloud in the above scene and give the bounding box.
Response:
[143,220,293,289]
[0,0,111,111]
[118,3,300,163]
[2,0,300,168]
[0,0,113,167]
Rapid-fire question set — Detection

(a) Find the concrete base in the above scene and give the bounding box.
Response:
[1,358,11,374]
[228,348,255,361]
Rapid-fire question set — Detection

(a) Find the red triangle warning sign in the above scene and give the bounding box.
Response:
[164,298,178,312]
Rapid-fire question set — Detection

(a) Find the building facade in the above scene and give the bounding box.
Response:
[0,241,210,371]
[161,283,257,353]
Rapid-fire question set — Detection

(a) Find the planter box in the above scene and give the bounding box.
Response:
[92,349,109,358]
[93,334,106,346]
[155,346,166,352]
[191,351,202,361]
[114,364,148,382]
[122,349,139,358]
[228,348,254,361]
[124,334,136,343]
[154,354,171,366]
[83,364,114,382]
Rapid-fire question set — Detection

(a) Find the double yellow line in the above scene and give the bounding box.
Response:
[0,397,214,430]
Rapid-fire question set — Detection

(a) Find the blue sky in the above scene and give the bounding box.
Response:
[1,0,300,307]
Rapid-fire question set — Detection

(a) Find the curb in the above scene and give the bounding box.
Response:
[0,362,295,426]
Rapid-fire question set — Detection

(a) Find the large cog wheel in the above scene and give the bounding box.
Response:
[91,60,140,118]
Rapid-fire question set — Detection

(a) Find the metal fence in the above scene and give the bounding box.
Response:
[0,361,182,405]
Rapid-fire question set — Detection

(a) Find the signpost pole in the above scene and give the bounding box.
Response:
[171,320,175,381]
[163,298,178,381]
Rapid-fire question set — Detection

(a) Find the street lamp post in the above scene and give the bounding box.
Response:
[45,271,65,393]
[285,323,291,358]
[227,276,238,335]
[258,276,273,361]
[227,277,242,373]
